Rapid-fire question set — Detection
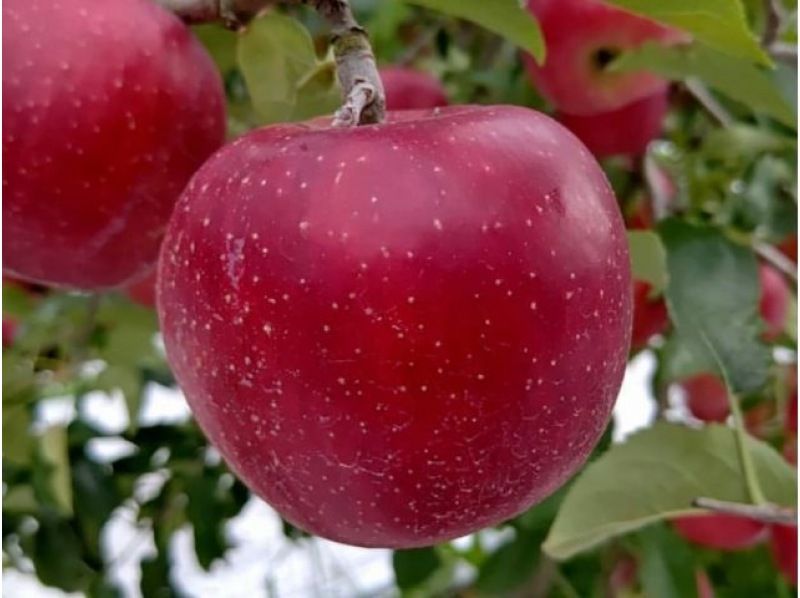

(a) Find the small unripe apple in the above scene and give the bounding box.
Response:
[159,106,632,547]
[524,0,686,115]
[770,523,798,585]
[557,90,669,158]
[630,281,668,350]
[681,373,729,423]
[758,263,790,341]
[3,0,225,289]
[673,514,766,550]
[380,67,448,111]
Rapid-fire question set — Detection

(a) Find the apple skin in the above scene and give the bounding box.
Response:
[630,281,668,350]
[3,0,225,290]
[770,524,798,585]
[158,105,633,548]
[524,0,686,115]
[557,90,669,158]
[758,263,789,341]
[682,373,730,423]
[673,514,766,551]
[779,235,797,264]
[380,67,448,111]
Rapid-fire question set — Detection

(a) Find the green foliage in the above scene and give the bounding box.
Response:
[237,13,340,124]
[543,423,796,560]
[393,547,442,591]
[613,42,796,128]
[605,0,770,65]
[628,230,669,293]
[659,220,770,393]
[402,0,546,62]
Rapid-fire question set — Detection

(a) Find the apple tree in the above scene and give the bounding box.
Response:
[2,0,797,596]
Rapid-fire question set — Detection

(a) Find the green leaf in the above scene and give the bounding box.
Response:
[637,525,697,598]
[628,230,669,292]
[542,422,796,560]
[3,403,33,465]
[37,426,73,515]
[476,530,543,594]
[186,474,229,570]
[192,24,238,73]
[403,0,545,63]
[604,0,770,65]
[612,42,796,128]
[657,330,717,385]
[28,514,94,592]
[96,365,143,433]
[393,547,442,591]
[659,220,770,394]
[237,13,340,124]
[72,459,122,560]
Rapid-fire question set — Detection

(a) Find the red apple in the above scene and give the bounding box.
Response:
[759,263,790,341]
[779,235,797,264]
[524,0,686,115]
[3,0,225,290]
[770,524,798,585]
[158,106,632,548]
[380,67,448,111]
[673,514,766,551]
[2,319,18,348]
[630,281,668,350]
[681,373,730,423]
[558,90,669,158]
[127,271,157,308]
[744,402,776,439]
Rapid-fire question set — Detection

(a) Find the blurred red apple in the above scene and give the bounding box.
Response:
[127,271,157,308]
[682,373,729,423]
[159,106,632,548]
[673,514,766,550]
[524,0,686,114]
[779,235,797,264]
[630,281,668,350]
[759,263,789,341]
[558,90,669,158]
[770,523,798,585]
[380,67,448,111]
[3,0,225,290]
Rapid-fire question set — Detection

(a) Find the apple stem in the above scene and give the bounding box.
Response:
[306,0,386,126]
[692,497,796,525]
[158,0,386,126]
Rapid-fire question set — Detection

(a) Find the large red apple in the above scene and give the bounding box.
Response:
[3,0,225,290]
[380,67,448,111]
[771,524,798,585]
[158,106,632,547]
[630,281,668,350]
[557,90,669,158]
[524,0,686,115]
[673,514,766,551]
[758,263,789,341]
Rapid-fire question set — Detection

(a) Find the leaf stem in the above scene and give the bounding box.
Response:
[692,497,795,524]
[701,333,768,505]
